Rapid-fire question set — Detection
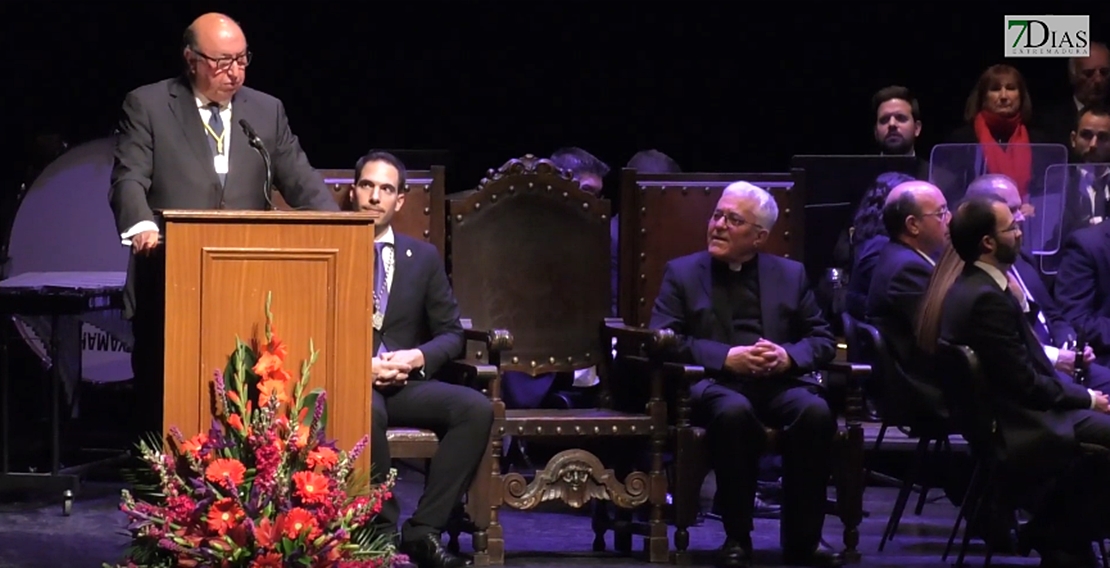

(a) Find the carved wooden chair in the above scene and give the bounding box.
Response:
[446,155,670,564]
[277,167,504,561]
[616,169,869,563]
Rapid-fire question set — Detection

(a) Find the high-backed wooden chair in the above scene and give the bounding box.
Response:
[446,155,671,564]
[276,165,503,562]
[617,168,869,563]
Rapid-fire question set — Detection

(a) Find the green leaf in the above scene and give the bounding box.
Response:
[300,388,328,431]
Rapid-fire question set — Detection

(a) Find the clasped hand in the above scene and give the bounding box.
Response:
[724,338,791,376]
[372,349,425,388]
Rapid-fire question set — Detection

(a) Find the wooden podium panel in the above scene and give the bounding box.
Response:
[161,210,375,459]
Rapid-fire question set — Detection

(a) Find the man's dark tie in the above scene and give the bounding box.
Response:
[1094,172,1110,218]
[207,102,226,186]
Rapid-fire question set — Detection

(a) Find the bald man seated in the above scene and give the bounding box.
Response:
[651,182,843,567]
[966,174,1110,394]
[109,13,339,436]
[865,181,950,418]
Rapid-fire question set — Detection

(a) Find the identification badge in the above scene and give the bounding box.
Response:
[213,154,229,174]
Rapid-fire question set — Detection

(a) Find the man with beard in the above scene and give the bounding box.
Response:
[941,196,1110,567]
[1040,42,1110,149]
[965,174,1110,393]
[871,85,930,180]
[1063,104,1110,230]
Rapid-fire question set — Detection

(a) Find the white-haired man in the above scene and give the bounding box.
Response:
[651,182,842,567]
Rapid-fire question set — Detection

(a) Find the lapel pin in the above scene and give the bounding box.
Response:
[406,249,412,257]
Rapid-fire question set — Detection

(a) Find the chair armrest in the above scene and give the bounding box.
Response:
[460,318,514,354]
[440,359,500,391]
[603,318,679,353]
[662,362,705,387]
[822,361,871,423]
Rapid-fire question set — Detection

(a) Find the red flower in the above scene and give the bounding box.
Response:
[205,498,243,535]
[306,447,338,470]
[292,471,331,504]
[227,413,244,432]
[180,433,207,456]
[280,507,317,540]
[251,552,283,567]
[205,458,246,487]
[253,517,279,549]
[258,380,289,408]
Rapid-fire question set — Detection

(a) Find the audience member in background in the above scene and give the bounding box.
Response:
[1040,42,1110,150]
[550,146,609,197]
[1061,103,1110,234]
[965,173,1110,393]
[941,196,1110,567]
[842,172,917,321]
[947,64,1048,212]
[871,85,931,180]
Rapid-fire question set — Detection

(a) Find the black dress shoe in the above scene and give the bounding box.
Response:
[399,533,472,568]
[782,547,846,567]
[715,537,753,568]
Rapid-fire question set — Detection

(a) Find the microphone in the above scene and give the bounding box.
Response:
[239,119,275,210]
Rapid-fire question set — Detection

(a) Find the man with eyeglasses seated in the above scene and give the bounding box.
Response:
[941,196,1110,567]
[651,182,843,568]
[865,181,950,422]
[109,12,338,438]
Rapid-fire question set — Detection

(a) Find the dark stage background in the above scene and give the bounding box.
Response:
[2,1,1107,194]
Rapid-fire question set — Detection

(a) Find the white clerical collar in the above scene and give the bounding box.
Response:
[375,225,395,245]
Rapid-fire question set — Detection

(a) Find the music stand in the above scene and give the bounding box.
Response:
[790,154,921,284]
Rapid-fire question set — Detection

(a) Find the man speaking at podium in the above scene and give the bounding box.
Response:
[108,13,339,437]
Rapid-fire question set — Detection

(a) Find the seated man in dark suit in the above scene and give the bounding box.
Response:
[941,196,1110,566]
[966,174,1110,392]
[865,181,950,416]
[651,182,842,568]
[350,150,492,568]
[1057,218,1110,368]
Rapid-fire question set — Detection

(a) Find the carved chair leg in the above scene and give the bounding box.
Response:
[591,501,610,552]
[839,423,865,563]
[613,508,633,552]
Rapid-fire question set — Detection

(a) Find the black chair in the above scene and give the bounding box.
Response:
[934,341,1110,568]
[849,319,952,551]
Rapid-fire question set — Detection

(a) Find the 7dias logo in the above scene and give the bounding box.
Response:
[1005,15,1090,58]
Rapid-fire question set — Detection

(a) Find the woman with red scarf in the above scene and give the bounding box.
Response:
[948,64,1048,217]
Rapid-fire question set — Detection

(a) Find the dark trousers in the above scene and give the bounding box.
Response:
[1019,410,1110,554]
[371,379,493,543]
[130,253,166,439]
[693,377,835,552]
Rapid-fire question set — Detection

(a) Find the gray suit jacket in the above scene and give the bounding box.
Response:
[109,76,339,318]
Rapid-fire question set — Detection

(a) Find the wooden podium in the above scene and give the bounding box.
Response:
[159,210,375,459]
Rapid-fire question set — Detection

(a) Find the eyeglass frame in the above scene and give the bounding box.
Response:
[191,48,253,72]
[710,209,764,230]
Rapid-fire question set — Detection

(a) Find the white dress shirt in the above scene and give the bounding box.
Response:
[119,93,234,246]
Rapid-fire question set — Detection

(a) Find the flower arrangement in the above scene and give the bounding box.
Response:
[110,294,402,568]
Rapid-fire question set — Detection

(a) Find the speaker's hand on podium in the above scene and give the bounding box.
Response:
[132,230,160,255]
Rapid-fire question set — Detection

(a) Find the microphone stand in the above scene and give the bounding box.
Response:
[248,137,275,211]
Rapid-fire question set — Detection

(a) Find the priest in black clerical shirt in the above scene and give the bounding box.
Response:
[651,182,842,568]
